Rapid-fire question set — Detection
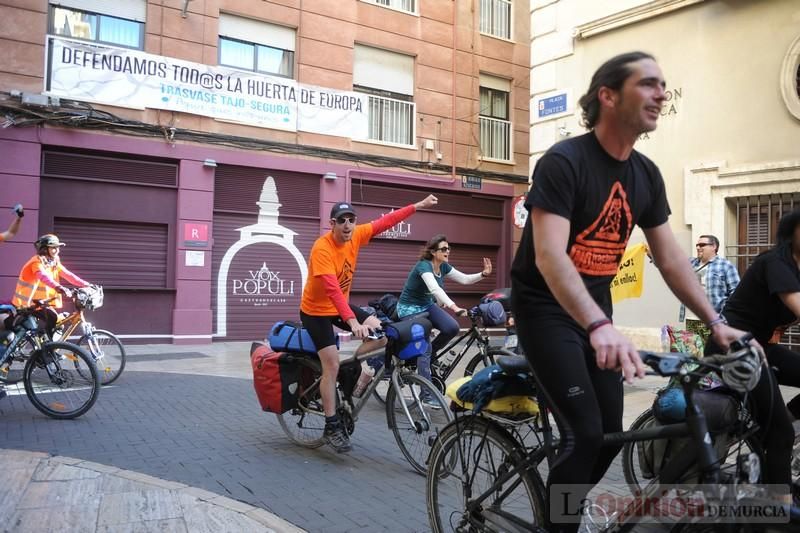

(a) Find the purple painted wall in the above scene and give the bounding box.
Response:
[0,125,515,342]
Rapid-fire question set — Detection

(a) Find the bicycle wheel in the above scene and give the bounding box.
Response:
[386,372,454,475]
[621,408,660,492]
[79,329,126,385]
[622,408,766,493]
[0,342,31,385]
[276,357,326,448]
[427,415,546,533]
[463,347,517,377]
[792,428,800,505]
[371,373,392,405]
[23,341,100,419]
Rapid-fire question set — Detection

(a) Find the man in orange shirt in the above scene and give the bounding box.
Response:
[300,194,438,452]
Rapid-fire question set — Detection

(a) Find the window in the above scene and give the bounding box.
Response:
[728,193,800,352]
[49,1,144,49]
[354,45,415,146]
[479,74,511,161]
[363,0,416,14]
[218,15,295,78]
[480,0,512,40]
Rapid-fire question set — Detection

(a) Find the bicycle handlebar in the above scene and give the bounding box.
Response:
[638,334,761,379]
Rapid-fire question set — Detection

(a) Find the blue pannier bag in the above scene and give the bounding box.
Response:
[385,317,432,360]
[268,321,338,355]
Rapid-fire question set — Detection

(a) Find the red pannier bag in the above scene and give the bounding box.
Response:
[251,341,301,414]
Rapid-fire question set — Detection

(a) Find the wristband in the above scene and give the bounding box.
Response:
[586,318,612,334]
[480,271,488,278]
[707,315,728,328]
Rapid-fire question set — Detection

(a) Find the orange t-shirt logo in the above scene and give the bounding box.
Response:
[569,181,633,276]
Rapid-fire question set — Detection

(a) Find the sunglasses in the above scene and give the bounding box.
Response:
[435,246,451,252]
[696,243,713,248]
[335,216,356,225]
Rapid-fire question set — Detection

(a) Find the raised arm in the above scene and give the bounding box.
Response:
[370,194,438,236]
[0,205,23,241]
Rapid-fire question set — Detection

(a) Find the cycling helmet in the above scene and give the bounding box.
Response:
[720,345,762,393]
[34,234,65,254]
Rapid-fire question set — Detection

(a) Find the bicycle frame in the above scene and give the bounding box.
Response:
[55,309,90,341]
[431,321,490,382]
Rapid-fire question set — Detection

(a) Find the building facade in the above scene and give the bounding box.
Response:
[0,0,530,342]
[529,0,800,341]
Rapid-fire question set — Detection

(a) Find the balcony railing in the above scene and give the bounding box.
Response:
[479,116,511,161]
[480,0,511,40]
[367,94,415,146]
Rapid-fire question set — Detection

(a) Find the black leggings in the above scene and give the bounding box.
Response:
[762,342,800,419]
[516,314,623,533]
[706,339,794,486]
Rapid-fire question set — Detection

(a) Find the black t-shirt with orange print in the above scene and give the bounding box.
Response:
[511,131,670,320]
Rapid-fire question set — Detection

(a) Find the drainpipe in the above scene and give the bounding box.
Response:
[451,0,457,182]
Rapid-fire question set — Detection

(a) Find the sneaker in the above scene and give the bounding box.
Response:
[323,423,352,453]
[421,396,442,410]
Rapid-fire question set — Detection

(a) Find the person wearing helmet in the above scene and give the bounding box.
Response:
[11,234,91,337]
[705,208,800,501]
[0,204,24,243]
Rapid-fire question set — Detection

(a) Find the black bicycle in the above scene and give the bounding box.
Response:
[426,337,800,532]
[0,302,100,419]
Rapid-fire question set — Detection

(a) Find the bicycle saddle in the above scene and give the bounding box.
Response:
[496,355,531,375]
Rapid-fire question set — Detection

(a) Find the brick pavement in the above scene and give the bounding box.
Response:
[2,341,790,532]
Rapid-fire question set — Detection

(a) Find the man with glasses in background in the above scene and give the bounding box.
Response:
[299,194,438,453]
[680,234,740,340]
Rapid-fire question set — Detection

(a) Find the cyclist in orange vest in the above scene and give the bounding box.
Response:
[12,234,91,336]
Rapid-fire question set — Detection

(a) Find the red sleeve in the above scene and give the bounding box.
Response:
[320,274,356,321]
[370,204,416,236]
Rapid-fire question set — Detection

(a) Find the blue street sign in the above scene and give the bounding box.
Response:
[537,93,568,118]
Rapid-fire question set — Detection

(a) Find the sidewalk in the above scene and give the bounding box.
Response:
[0,448,305,533]
[0,341,304,533]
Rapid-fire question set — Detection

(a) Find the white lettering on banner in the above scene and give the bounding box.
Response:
[378,209,412,239]
[47,37,369,138]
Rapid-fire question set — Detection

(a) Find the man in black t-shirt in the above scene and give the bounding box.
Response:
[511,51,751,531]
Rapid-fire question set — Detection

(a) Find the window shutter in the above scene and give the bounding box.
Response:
[219,13,296,51]
[354,45,414,96]
[50,0,146,21]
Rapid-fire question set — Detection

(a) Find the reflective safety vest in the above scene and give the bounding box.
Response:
[12,255,63,308]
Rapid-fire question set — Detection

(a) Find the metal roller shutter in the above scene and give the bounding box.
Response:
[39,151,178,341]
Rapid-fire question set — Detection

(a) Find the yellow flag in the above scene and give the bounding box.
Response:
[610,243,647,303]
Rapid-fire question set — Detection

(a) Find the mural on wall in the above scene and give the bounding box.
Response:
[215,176,308,337]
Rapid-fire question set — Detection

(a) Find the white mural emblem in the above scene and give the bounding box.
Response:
[231,263,295,304]
[216,177,308,336]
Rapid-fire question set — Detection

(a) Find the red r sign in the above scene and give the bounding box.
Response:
[184,223,208,247]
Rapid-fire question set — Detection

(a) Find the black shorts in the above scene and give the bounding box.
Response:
[300,304,373,350]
